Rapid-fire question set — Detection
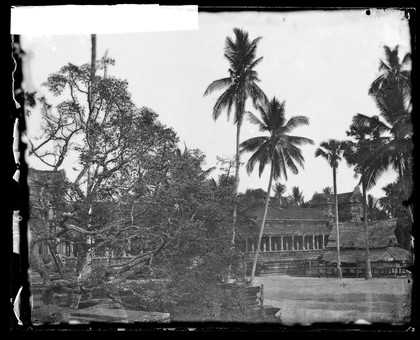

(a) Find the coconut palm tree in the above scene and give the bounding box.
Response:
[369,45,411,96]
[351,48,413,224]
[315,139,345,278]
[351,112,413,223]
[240,97,313,284]
[203,28,267,244]
[288,186,304,206]
[273,182,287,206]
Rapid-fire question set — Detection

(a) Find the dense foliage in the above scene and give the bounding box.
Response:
[26,56,252,319]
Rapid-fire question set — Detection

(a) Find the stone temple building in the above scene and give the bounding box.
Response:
[237,186,412,276]
[308,186,364,222]
[238,204,332,275]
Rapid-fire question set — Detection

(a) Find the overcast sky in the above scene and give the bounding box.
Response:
[19,8,411,201]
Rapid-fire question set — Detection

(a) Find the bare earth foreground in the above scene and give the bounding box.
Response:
[253,274,413,326]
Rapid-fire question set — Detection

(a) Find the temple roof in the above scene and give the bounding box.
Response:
[242,203,327,221]
[310,186,362,206]
[326,219,399,249]
[322,246,412,263]
[239,204,331,236]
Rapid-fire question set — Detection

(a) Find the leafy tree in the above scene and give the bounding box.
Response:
[315,139,345,278]
[203,28,267,244]
[379,178,412,219]
[240,97,313,284]
[238,188,267,211]
[25,56,243,314]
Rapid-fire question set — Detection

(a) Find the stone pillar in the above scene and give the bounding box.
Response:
[245,237,248,252]
[262,238,266,252]
[312,235,316,249]
[268,236,272,252]
[321,234,324,249]
[302,236,306,250]
[292,235,295,250]
[280,236,283,251]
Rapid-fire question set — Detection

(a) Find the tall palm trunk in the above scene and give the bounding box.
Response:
[250,161,274,285]
[231,121,242,245]
[397,158,413,223]
[333,167,343,278]
[362,182,372,279]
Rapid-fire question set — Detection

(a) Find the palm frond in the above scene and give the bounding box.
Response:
[247,111,268,132]
[212,85,236,121]
[248,56,264,70]
[239,136,268,154]
[281,142,305,169]
[402,53,411,65]
[378,60,391,72]
[233,91,247,125]
[282,135,314,146]
[244,139,270,177]
[282,149,300,175]
[352,113,391,134]
[203,77,233,96]
[282,115,310,134]
[314,147,328,160]
[247,82,268,109]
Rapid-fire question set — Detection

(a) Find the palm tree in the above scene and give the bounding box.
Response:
[203,28,267,244]
[288,186,304,206]
[358,45,413,223]
[343,123,378,280]
[352,112,413,223]
[315,139,345,278]
[369,45,411,96]
[273,182,287,206]
[240,97,313,284]
[322,186,333,195]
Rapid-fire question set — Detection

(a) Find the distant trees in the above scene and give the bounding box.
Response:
[240,96,313,284]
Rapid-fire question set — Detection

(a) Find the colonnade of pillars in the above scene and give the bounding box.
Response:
[245,234,328,252]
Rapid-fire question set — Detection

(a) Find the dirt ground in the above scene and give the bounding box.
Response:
[253,274,413,326]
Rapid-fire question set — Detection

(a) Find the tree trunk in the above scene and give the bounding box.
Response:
[47,242,65,279]
[333,167,343,278]
[362,182,372,279]
[89,34,96,113]
[250,162,274,285]
[397,158,413,223]
[231,121,242,245]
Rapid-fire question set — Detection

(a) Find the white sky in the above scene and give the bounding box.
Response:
[18,8,411,201]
